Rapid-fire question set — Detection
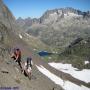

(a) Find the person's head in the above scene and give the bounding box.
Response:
[16,48,20,51]
[15,48,20,53]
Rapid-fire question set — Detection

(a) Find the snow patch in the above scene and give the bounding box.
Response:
[85,61,89,65]
[52,51,56,54]
[49,62,90,83]
[48,57,52,59]
[50,12,57,16]
[25,33,32,38]
[19,34,22,39]
[33,48,37,51]
[36,65,90,90]
[36,65,64,86]
[68,13,79,17]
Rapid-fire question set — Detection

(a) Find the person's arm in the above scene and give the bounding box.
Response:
[15,55,19,61]
[11,53,14,58]
[15,53,19,61]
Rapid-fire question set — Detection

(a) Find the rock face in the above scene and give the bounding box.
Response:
[17,17,39,31]
[0,0,23,57]
[17,7,90,49]
[40,7,82,24]
[0,0,15,28]
[0,1,64,90]
[0,1,59,89]
[40,7,90,24]
[0,0,15,59]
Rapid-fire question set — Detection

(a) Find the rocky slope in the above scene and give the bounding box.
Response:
[0,0,63,90]
[0,0,16,29]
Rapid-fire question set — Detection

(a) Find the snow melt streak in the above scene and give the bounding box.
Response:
[49,62,90,83]
[36,65,90,90]
[19,34,22,39]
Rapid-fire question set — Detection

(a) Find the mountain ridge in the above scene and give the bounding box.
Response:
[17,7,90,50]
[0,1,62,90]
[17,7,90,25]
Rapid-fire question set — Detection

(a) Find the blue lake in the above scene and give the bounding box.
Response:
[38,51,52,56]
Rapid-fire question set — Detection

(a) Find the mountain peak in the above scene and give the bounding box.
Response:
[39,7,90,24]
[16,7,90,26]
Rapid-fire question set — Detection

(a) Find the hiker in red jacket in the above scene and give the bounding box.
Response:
[11,48,22,70]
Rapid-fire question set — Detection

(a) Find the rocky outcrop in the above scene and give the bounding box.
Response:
[40,7,90,24]
[0,0,15,28]
[17,17,39,30]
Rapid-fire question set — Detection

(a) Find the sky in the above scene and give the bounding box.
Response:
[3,0,90,19]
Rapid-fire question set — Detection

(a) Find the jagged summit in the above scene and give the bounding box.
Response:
[40,7,90,24]
[17,7,90,25]
[41,7,90,18]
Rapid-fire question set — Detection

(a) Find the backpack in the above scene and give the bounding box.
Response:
[27,57,33,68]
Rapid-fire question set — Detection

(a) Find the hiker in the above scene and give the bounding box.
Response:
[23,57,33,80]
[11,48,22,70]
[11,48,17,60]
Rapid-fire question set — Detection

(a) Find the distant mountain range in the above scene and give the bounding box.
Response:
[17,7,90,26]
[17,7,90,49]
